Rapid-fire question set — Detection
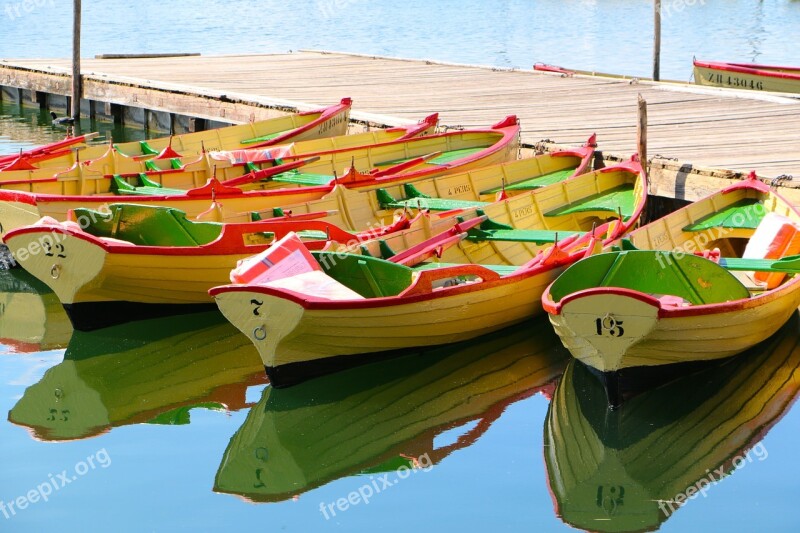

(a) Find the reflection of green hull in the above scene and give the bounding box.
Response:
[544,314,800,532]
[214,319,570,502]
[0,270,72,352]
[8,312,264,441]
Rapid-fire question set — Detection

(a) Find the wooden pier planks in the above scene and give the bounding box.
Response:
[2,51,799,181]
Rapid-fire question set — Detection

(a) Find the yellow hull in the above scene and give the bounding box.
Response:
[18,100,354,171]
[214,267,558,369]
[550,286,800,372]
[546,177,800,372]
[694,65,800,94]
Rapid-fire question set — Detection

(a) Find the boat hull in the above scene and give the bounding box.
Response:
[693,60,800,94]
[548,284,800,373]
[213,267,560,385]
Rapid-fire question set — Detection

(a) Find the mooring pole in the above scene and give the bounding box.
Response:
[653,0,661,81]
[71,0,82,122]
[637,94,648,176]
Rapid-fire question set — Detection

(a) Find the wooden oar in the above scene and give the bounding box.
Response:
[389,215,488,266]
[219,156,321,187]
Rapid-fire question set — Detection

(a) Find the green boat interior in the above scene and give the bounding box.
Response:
[682,198,765,232]
[479,166,577,194]
[548,250,751,305]
[544,184,636,220]
[73,204,223,247]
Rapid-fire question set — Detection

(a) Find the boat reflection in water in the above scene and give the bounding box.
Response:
[544,313,800,532]
[214,318,570,502]
[8,312,265,441]
[0,269,72,353]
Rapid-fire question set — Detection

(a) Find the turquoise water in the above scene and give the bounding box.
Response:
[2,1,800,531]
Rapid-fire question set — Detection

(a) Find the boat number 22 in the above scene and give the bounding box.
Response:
[43,241,66,258]
[596,316,624,337]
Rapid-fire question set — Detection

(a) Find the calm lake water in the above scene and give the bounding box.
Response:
[2,1,800,532]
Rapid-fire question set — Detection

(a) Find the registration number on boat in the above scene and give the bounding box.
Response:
[704,73,764,91]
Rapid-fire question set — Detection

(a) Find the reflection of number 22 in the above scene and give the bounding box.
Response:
[596,317,624,337]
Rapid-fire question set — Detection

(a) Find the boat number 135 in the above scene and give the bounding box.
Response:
[596,316,624,337]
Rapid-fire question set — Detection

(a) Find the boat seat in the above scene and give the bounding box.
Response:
[414,262,518,275]
[110,174,186,196]
[480,167,576,195]
[465,217,583,244]
[114,140,159,157]
[376,184,488,211]
[682,198,765,232]
[143,159,183,172]
[73,204,222,247]
[375,147,485,168]
[270,169,334,186]
[544,184,636,220]
[240,130,288,145]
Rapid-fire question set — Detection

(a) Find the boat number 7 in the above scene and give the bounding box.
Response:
[596,315,624,337]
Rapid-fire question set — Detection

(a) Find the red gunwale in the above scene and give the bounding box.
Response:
[0,133,97,165]
[694,59,800,81]
[3,215,387,257]
[209,263,553,310]
[544,274,800,319]
[0,118,517,206]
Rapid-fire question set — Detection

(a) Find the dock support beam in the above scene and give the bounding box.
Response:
[71,0,82,121]
[653,0,661,81]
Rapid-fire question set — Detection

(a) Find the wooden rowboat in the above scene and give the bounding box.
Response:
[543,172,800,406]
[545,315,800,531]
[0,112,440,195]
[210,157,646,386]
[3,204,418,331]
[8,312,264,442]
[0,128,583,242]
[693,59,800,94]
[0,132,101,170]
[214,320,568,503]
[2,98,355,172]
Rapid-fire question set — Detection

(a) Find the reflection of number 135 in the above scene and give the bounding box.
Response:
[596,316,624,337]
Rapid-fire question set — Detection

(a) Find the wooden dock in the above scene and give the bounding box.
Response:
[2,51,799,201]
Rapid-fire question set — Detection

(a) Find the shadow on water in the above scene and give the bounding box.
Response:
[544,312,800,532]
[7,311,265,441]
[213,317,571,503]
[0,269,72,353]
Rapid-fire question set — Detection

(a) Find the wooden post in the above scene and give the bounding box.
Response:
[637,94,648,176]
[653,0,661,81]
[71,0,82,121]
